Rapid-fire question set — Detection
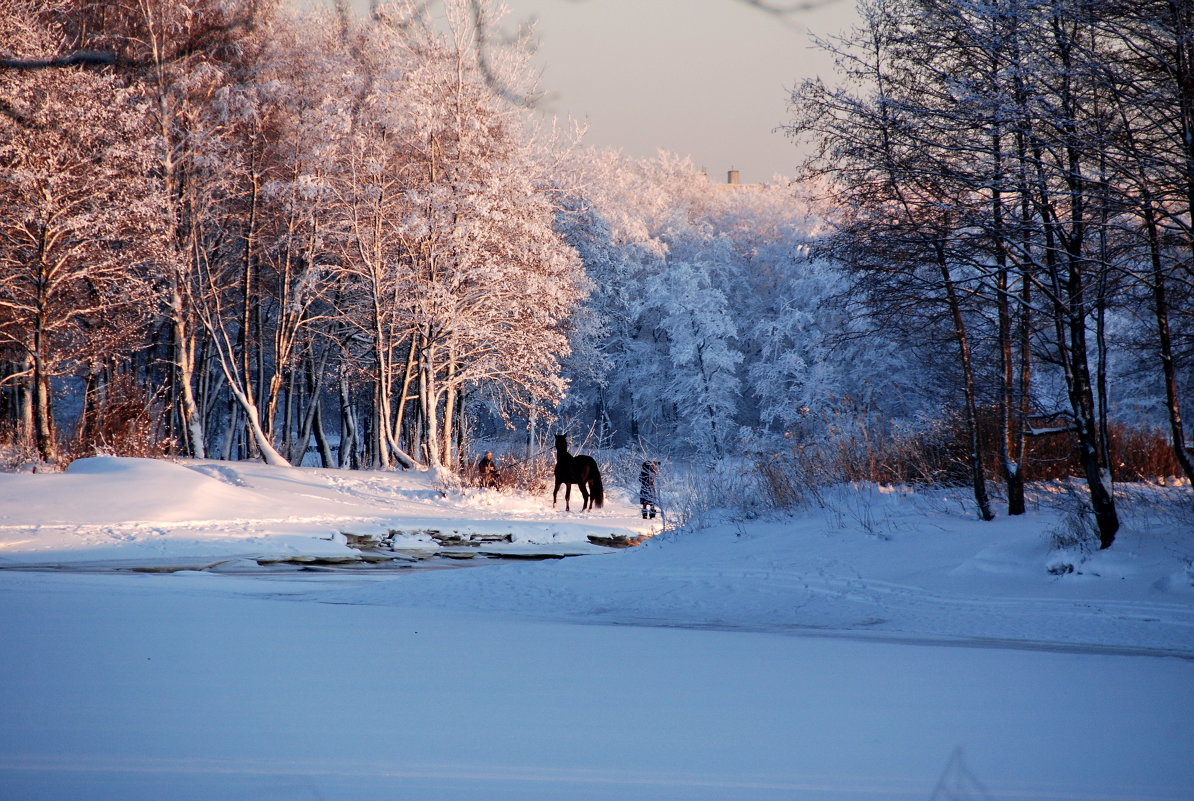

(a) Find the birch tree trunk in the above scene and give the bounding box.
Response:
[938,245,994,521]
[169,278,206,458]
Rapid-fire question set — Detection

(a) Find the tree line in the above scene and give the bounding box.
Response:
[789,0,1194,547]
[0,0,866,482]
[1,0,584,471]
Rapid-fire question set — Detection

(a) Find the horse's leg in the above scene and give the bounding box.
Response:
[553,479,561,509]
[564,482,572,512]
[583,465,595,511]
[578,475,590,512]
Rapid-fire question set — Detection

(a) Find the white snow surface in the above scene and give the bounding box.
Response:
[1,456,1192,800]
[0,456,645,565]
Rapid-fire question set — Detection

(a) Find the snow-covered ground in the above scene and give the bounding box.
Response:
[1,456,1191,800]
[0,456,652,567]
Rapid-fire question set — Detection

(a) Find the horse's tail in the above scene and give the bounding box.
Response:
[590,463,604,509]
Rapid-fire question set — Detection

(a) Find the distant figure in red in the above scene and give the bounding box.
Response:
[477,451,499,489]
[639,460,659,519]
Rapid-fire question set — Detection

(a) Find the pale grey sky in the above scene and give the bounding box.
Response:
[342,0,857,184]
[498,0,856,184]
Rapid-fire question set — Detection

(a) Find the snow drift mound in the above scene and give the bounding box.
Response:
[0,456,654,565]
[28,456,280,525]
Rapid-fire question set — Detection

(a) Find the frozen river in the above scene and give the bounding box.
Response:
[2,567,1191,801]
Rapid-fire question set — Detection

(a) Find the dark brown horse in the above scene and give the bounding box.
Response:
[553,434,604,512]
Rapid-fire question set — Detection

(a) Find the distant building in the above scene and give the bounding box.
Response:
[715,167,762,190]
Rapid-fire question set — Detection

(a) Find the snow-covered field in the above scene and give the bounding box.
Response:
[1,456,1192,800]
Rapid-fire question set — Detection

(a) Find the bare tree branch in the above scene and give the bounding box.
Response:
[0,50,116,70]
[736,0,843,13]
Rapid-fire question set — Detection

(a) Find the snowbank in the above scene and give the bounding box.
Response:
[324,482,1194,656]
[1,458,1190,656]
[0,456,655,566]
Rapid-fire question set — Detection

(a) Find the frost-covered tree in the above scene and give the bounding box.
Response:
[555,151,873,462]
[320,0,585,469]
[50,0,285,461]
[1095,0,1194,487]
[787,0,1194,542]
[647,255,742,457]
[0,2,166,461]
